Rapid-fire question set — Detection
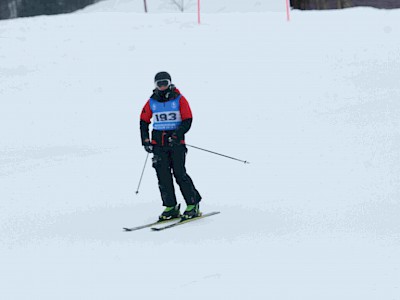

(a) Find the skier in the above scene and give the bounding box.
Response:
[140,71,202,220]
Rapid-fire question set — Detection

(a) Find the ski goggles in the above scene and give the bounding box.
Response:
[155,79,171,89]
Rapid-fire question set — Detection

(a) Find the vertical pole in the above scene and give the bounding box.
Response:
[286,0,290,21]
[144,0,148,13]
[198,0,201,24]
[135,153,150,194]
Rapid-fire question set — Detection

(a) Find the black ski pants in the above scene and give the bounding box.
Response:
[152,145,201,207]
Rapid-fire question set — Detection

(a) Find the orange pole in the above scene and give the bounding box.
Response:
[198,0,201,24]
[286,0,290,21]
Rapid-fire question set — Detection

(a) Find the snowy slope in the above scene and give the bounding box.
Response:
[1,4,400,300]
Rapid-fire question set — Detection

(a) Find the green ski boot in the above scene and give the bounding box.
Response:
[159,204,181,221]
[182,204,202,220]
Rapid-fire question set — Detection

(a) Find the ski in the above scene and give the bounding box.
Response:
[151,211,220,231]
[123,217,180,232]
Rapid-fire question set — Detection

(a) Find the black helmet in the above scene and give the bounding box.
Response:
[154,72,172,90]
[154,71,171,82]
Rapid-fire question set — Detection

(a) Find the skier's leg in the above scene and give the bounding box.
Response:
[152,147,177,207]
[171,145,202,205]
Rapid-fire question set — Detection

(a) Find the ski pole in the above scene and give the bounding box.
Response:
[186,144,250,164]
[136,152,150,194]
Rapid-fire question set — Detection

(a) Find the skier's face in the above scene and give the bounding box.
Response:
[155,79,171,91]
[158,85,169,91]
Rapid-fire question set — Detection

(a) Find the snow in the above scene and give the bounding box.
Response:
[1,2,400,299]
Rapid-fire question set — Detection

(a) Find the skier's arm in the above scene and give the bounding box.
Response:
[175,119,192,138]
[173,96,193,139]
[140,100,152,145]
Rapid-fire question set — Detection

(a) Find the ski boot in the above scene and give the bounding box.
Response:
[182,204,202,220]
[159,204,181,221]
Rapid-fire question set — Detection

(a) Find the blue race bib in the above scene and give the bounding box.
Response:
[150,96,182,131]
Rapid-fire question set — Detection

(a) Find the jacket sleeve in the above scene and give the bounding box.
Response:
[174,96,193,139]
[140,100,152,145]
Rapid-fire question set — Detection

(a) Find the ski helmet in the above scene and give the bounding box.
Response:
[154,72,172,90]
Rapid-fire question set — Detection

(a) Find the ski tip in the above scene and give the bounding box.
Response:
[123,228,132,231]
[151,227,161,231]
[205,211,221,216]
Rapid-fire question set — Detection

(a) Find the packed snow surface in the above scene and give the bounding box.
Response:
[1,1,399,299]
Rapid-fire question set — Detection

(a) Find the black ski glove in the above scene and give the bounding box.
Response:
[143,141,153,153]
